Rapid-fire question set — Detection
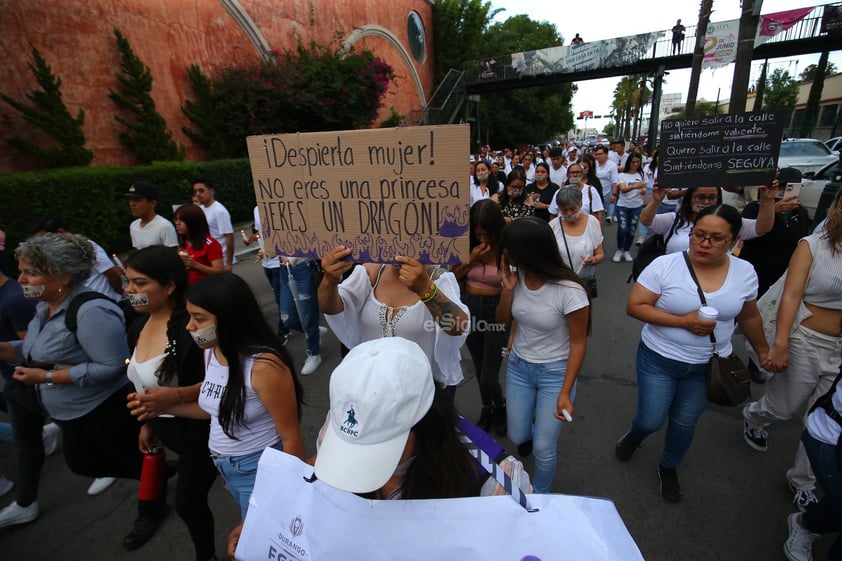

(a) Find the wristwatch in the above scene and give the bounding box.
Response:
[45,370,55,385]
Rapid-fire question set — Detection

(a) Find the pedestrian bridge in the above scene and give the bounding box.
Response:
[464,3,842,94]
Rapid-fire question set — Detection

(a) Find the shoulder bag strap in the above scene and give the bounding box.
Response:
[664,211,682,246]
[682,251,718,352]
[559,222,574,271]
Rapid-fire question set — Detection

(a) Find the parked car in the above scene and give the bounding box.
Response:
[778,138,839,176]
[800,159,842,219]
[825,136,842,153]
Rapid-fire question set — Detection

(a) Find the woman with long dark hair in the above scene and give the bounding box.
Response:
[452,200,510,434]
[470,160,500,207]
[496,218,590,493]
[172,273,304,521]
[498,168,535,223]
[123,246,218,561]
[639,183,776,255]
[173,204,223,285]
[612,154,647,263]
[524,162,560,221]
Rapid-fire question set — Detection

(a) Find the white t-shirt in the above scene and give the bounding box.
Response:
[201,201,234,264]
[649,212,761,254]
[130,215,178,249]
[550,215,603,277]
[511,275,589,363]
[84,240,121,301]
[523,164,536,183]
[638,252,758,363]
[549,165,567,186]
[470,183,493,207]
[617,171,645,208]
[595,160,619,196]
[807,383,842,447]
[548,184,604,217]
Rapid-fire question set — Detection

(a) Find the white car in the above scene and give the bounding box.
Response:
[825,136,842,153]
[800,159,842,219]
[778,138,839,176]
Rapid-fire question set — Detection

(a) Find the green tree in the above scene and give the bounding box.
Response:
[799,51,830,137]
[181,64,232,159]
[108,28,185,163]
[477,15,575,148]
[762,68,799,118]
[432,0,501,83]
[0,45,93,168]
[800,61,837,82]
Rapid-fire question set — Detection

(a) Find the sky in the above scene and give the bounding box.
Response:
[489,0,842,134]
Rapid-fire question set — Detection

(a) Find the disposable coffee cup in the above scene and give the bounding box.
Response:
[698,306,719,321]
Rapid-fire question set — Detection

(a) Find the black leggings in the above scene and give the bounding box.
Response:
[153,417,218,561]
[463,292,509,407]
[6,387,46,507]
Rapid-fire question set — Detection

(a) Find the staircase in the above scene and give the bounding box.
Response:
[406,69,466,126]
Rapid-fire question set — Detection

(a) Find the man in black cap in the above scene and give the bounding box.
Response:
[126,181,178,249]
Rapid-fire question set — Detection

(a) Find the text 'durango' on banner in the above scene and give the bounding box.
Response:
[247,125,470,265]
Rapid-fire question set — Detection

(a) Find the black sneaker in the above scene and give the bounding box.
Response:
[743,421,768,452]
[658,465,682,503]
[493,401,507,437]
[517,439,533,458]
[615,431,641,462]
[476,405,494,432]
[123,504,169,551]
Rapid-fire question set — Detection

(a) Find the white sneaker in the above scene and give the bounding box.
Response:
[0,475,14,496]
[784,512,819,561]
[301,354,322,376]
[623,251,634,262]
[635,237,645,246]
[318,326,328,337]
[87,477,116,496]
[612,250,622,263]
[605,216,612,224]
[42,422,61,456]
[0,501,38,528]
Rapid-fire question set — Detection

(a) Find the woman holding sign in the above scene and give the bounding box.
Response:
[318,248,469,396]
[639,184,776,255]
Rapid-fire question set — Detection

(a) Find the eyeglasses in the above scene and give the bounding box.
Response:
[693,194,718,202]
[689,231,731,248]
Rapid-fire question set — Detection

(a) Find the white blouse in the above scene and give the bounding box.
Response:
[325,265,469,387]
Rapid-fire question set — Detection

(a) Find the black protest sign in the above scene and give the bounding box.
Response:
[246,125,470,265]
[659,110,783,189]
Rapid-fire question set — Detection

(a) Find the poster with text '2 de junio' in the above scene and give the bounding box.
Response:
[246,125,470,265]
[658,110,783,189]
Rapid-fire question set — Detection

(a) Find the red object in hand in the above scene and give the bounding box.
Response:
[138,446,166,501]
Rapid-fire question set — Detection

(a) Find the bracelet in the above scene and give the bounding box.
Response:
[761,201,773,207]
[176,388,185,404]
[419,282,438,303]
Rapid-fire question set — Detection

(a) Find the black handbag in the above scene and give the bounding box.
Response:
[628,212,681,283]
[683,252,751,406]
[558,219,597,298]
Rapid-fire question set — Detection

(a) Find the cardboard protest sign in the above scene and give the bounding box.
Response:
[246,125,470,264]
[659,110,784,189]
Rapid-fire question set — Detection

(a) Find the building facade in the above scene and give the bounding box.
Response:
[0,0,435,172]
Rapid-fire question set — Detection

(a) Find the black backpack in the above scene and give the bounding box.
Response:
[627,213,682,283]
[65,291,140,334]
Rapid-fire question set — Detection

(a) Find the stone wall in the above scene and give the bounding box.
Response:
[0,0,434,172]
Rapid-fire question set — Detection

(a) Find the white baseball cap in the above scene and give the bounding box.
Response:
[314,337,435,493]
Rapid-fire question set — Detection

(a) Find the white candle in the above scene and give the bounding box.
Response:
[112,253,125,271]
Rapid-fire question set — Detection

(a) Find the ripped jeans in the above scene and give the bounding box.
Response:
[279,260,321,356]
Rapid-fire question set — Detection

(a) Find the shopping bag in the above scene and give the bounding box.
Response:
[235,448,645,561]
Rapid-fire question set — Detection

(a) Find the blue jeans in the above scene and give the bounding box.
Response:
[262,266,288,336]
[212,442,281,519]
[801,431,842,559]
[628,342,708,469]
[279,261,321,356]
[0,421,11,443]
[506,352,575,493]
[616,206,642,252]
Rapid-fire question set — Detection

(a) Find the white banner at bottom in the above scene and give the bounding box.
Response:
[236,448,645,561]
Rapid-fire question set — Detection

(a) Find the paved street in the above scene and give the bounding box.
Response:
[0,229,829,560]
